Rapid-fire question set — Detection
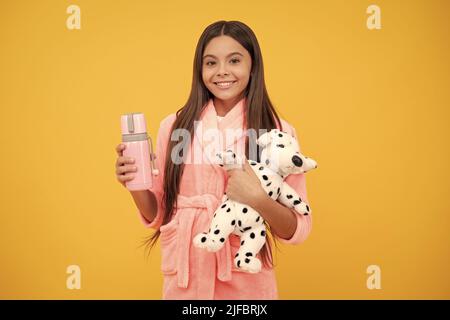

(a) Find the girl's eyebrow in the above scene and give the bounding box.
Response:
[202,52,244,59]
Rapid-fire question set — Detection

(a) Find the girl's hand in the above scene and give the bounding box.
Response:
[225,157,267,208]
[115,143,156,188]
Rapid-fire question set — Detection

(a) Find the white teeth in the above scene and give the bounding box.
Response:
[215,81,235,88]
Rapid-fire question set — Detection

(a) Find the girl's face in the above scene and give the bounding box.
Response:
[202,35,252,102]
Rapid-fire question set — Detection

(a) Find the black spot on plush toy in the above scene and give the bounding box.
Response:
[193,129,318,273]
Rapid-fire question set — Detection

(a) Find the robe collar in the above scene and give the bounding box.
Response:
[194,97,247,163]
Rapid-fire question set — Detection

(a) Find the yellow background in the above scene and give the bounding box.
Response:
[0,0,449,299]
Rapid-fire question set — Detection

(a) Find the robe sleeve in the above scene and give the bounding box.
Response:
[137,113,176,230]
[274,120,313,245]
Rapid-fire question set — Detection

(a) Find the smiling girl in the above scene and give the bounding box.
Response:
[115,20,312,299]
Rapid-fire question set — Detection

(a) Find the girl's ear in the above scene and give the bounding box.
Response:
[257,131,273,148]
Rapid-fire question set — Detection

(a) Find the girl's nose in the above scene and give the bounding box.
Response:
[217,63,229,76]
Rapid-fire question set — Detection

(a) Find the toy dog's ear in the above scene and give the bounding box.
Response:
[257,131,273,148]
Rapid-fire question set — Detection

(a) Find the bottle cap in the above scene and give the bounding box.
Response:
[121,113,147,135]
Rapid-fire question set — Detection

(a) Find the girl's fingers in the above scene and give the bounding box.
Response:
[116,143,126,156]
[116,165,137,175]
[115,144,134,186]
[117,173,135,183]
[116,156,135,167]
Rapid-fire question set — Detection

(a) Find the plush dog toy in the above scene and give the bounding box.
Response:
[193,129,318,273]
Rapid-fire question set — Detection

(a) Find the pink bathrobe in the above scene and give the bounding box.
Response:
[138,97,312,299]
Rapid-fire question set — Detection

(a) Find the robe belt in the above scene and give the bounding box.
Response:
[174,193,232,288]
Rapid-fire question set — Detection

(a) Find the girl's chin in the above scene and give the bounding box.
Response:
[213,91,235,98]
[211,87,240,98]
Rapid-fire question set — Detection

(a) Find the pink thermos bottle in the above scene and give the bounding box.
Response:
[120,113,159,191]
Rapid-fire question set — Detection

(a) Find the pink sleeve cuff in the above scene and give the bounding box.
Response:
[137,191,164,230]
[276,210,313,245]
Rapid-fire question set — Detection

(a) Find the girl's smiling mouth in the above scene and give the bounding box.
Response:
[214,80,237,89]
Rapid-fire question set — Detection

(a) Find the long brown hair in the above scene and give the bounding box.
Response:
[143,20,285,269]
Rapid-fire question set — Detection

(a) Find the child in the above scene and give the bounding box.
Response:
[115,20,312,299]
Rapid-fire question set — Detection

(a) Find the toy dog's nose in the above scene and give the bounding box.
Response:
[292,155,303,167]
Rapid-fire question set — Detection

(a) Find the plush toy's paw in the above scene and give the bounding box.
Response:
[234,255,262,273]
[193,232,208,249]
[193,232,225,252]
[293,200,311,216]
[216,150,243,170]
[216,150,236,164]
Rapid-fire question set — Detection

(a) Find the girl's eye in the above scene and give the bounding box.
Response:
[205,58,240,66]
